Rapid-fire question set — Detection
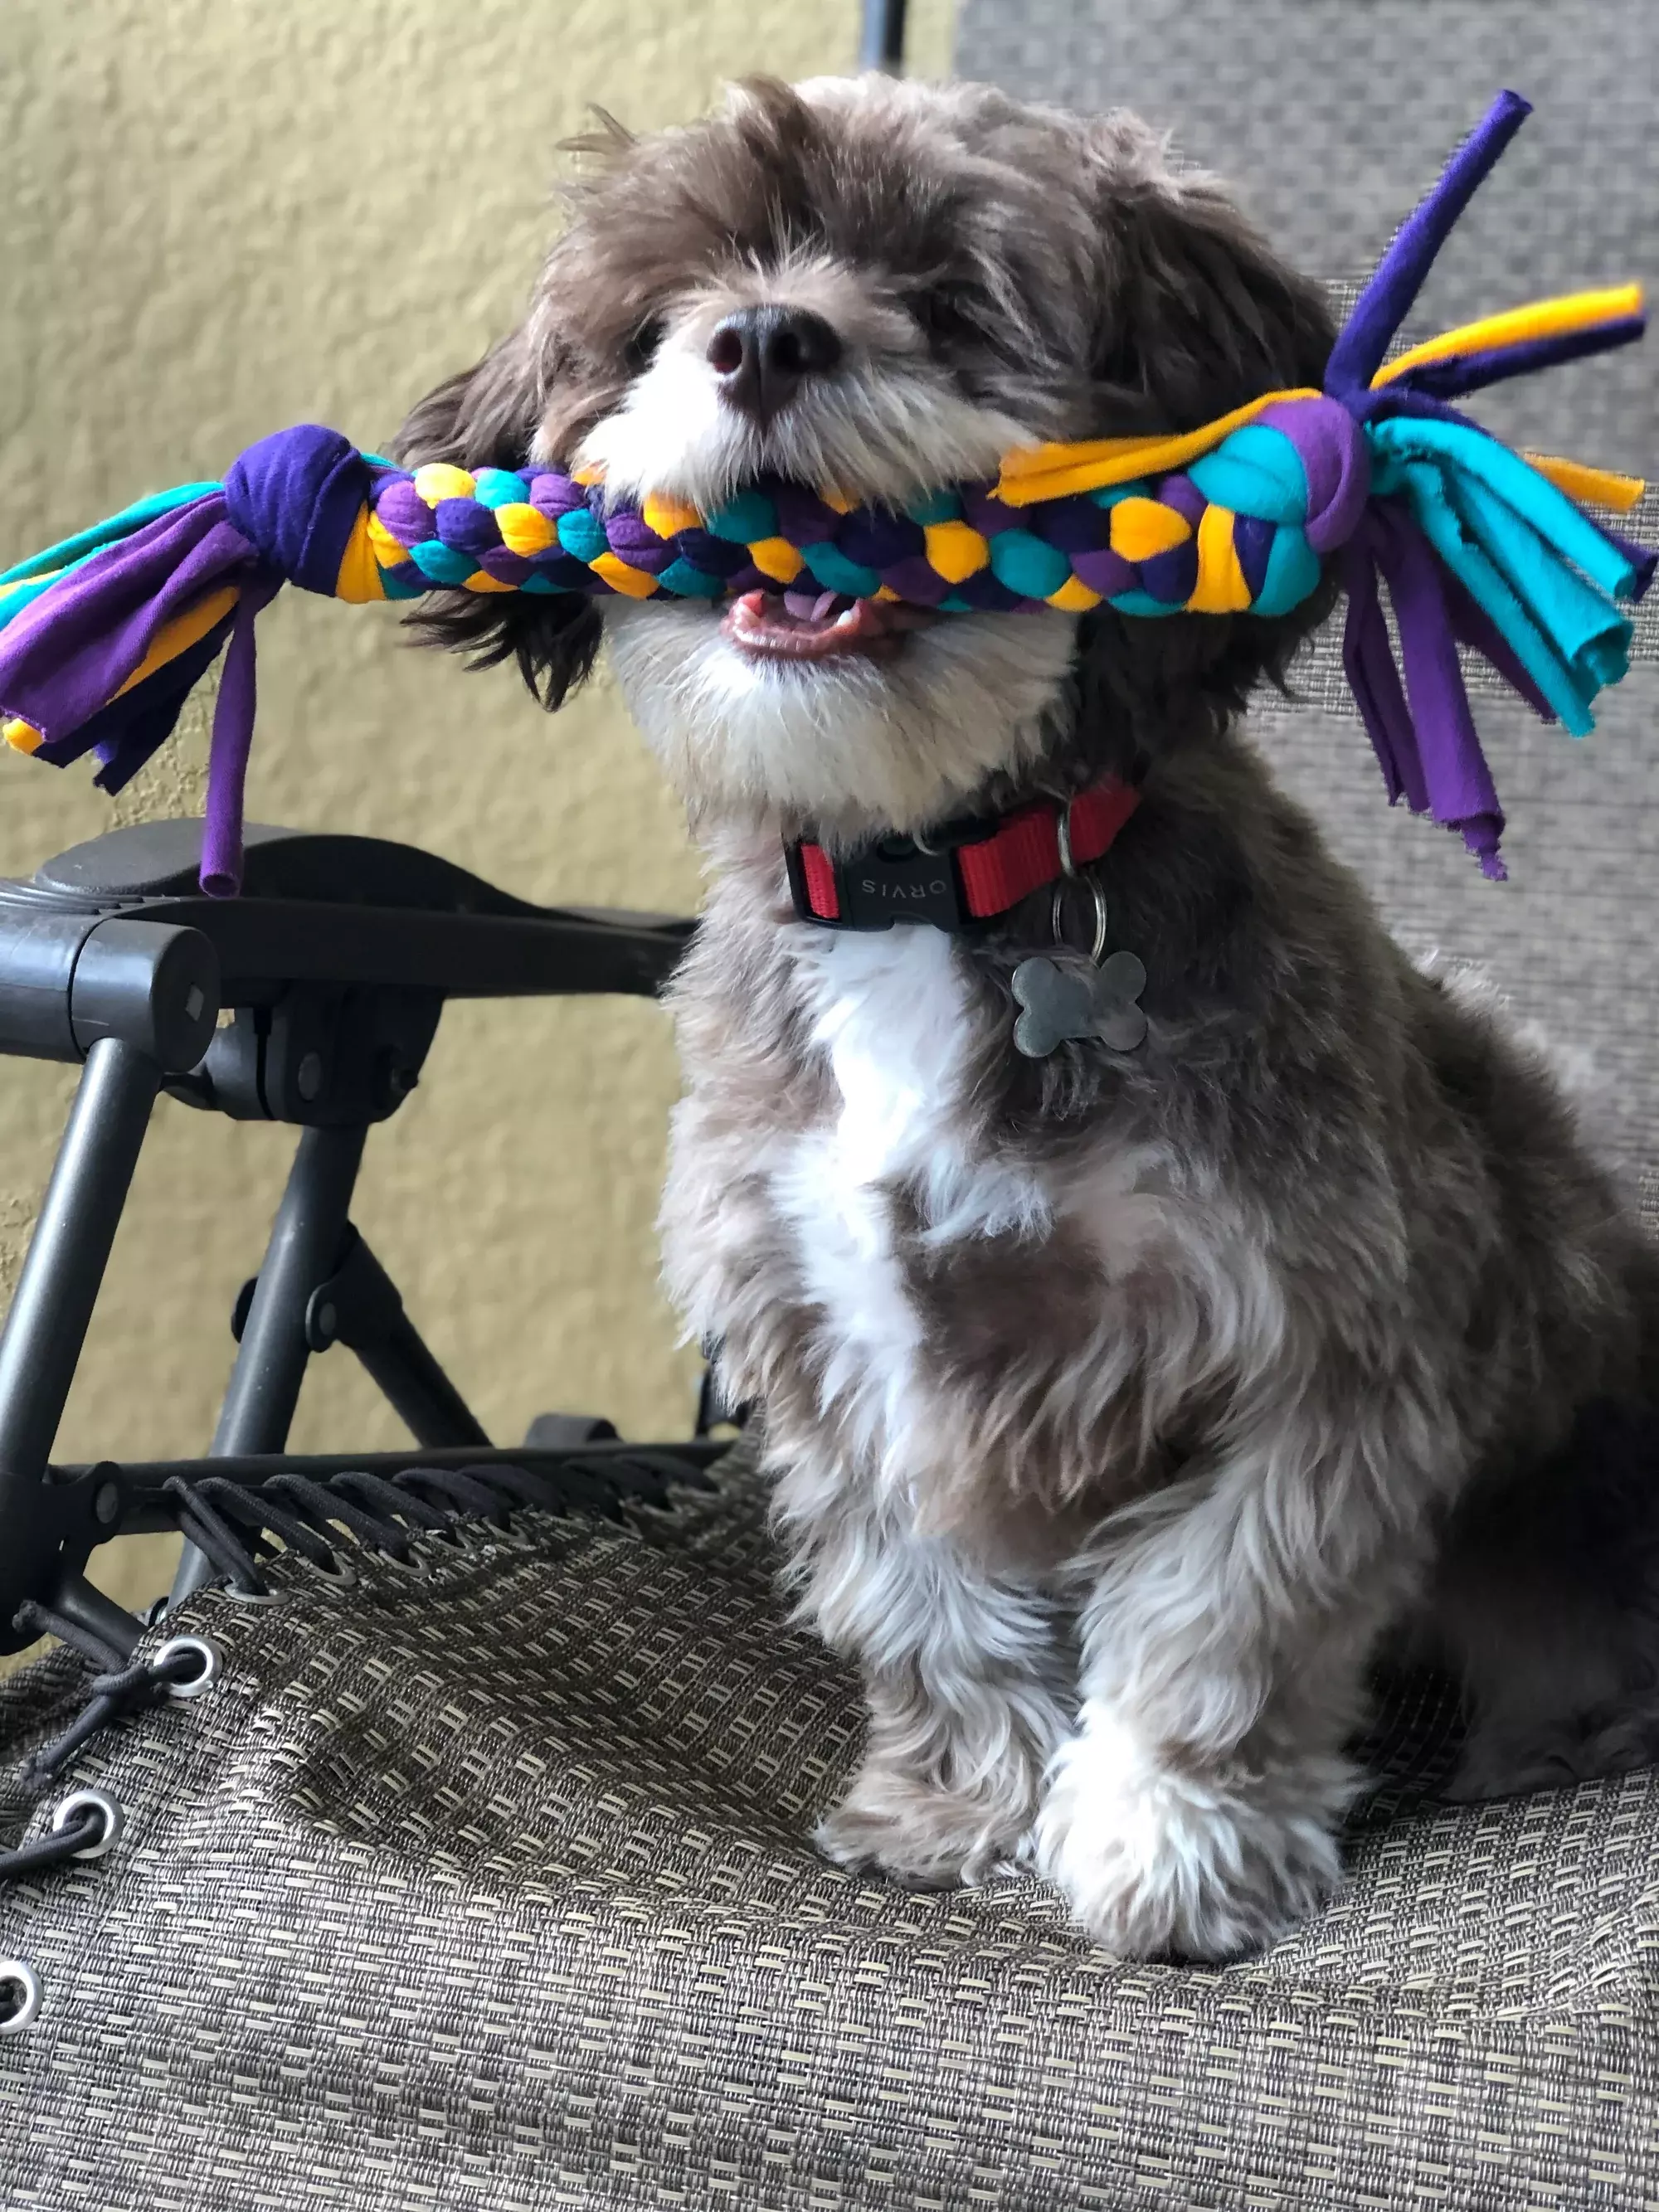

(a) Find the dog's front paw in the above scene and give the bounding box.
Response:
[815,1777,1030,1891]
[1034,1720,1350,1960]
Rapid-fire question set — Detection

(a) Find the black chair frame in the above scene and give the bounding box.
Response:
[0,817,722,1663]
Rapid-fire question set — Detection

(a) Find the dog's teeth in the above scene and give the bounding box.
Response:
[834,606,860,630]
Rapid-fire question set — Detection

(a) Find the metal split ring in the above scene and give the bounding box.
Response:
[1055,800,1078,881]
[1050,879,1111,966]
[0,1959,41,2035]
[1050,799,1111,965]
[51,1788,124,1860]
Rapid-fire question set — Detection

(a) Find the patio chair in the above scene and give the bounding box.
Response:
[3,3,1658,2205]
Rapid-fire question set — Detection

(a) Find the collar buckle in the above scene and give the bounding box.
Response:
[786,821,986,932]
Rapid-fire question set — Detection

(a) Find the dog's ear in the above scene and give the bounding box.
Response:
[1065,138,1340,767]
[1087,140,1335,431]
[388,332,603,710]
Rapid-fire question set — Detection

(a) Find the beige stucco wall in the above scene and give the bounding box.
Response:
[0,0,953,1636]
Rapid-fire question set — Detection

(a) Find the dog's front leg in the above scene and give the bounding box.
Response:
[1034,1436,1425,1960]
[791,1480,1073,1889]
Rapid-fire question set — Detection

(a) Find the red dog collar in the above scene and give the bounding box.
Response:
[786,777,1140,933]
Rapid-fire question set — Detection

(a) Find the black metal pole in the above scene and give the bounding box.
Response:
[335,1235,490,1450]
[209,1124,367,1456]
[48,1569,151,1658]
[0,1038,162,1657]
[170,1121,367,1605]
[0,1038,160,1484]
[69,1441,728,1491]
[859,0,907,73]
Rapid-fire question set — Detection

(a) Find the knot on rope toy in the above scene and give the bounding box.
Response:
[222,424,379,598]
[0,89,1651,895]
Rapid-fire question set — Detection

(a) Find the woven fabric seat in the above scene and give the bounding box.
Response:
[2,1441,1656,2210]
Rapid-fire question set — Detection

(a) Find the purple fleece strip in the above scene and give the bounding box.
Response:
[0,496,247,741]
[223,425,372,597]
[1603,532,1659,596]
[1394,317,1647,402]
[1325,90,1533,399]
[1435,560,1556,722]
[200,571,281,897]
[1233,513,1275,597]
[32,618,236,784]
[1257,396,1371,551]
[1342,528,1427,813]
[1367,498,1506,875]
[1358,387,1489,432]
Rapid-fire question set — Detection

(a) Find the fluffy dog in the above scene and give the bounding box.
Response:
[397,74,1659,1958]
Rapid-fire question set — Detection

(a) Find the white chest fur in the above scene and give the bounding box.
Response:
[770,926,1050,1474]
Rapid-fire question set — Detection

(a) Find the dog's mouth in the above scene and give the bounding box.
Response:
[721,587,941,664]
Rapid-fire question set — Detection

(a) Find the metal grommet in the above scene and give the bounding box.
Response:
[1050,874,1111,966]
[220,1582,280,1607]
[0,1960,41,2036]
[379,1544,437,1582]
[308,1553,358,1590]
[153,1633,223,1699]
[51,1788,124,1860]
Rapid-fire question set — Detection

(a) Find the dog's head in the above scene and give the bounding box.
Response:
[396,75,1335,843]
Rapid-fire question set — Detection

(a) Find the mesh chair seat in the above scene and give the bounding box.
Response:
[4,1441,1656,2210]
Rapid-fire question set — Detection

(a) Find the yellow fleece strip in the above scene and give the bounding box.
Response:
[113,585,241,699]
[1186,504,1253,612]
[1523,452,1647,512]
[994,390,1321,506]
[1371,284,1644,387]
[333,508,387,602]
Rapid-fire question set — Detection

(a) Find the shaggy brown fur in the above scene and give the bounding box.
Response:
[395,74,1659,1959]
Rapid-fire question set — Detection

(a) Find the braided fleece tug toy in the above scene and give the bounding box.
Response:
[0,90,1650,895]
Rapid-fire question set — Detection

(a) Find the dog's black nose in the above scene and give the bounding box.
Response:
[706,306,842,424]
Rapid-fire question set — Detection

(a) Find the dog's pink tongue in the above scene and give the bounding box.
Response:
[784,589,840,621]
[722,586,938,661]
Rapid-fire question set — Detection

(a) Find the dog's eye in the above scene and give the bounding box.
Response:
[623,318,666,372]
[910,288,979,349]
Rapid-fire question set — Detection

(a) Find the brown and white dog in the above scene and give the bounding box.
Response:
[397,75,1659,1958]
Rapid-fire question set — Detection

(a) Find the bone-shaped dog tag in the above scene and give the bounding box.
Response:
[1092,951,1150,1052]
[1011,950,1148,1058]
